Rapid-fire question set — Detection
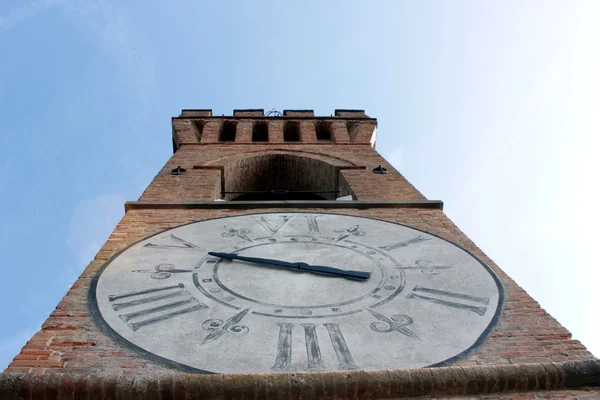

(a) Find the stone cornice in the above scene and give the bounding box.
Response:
[1,360,599,399]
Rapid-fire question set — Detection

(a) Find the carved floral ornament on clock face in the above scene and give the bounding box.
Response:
[91,212,504,374]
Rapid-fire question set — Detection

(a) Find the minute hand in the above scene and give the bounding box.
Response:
[208,252,370,281]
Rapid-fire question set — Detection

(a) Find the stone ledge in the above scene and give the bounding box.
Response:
[1,360,599,399]
[124,200,444,212]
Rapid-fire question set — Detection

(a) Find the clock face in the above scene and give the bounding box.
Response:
[91,212,503,373]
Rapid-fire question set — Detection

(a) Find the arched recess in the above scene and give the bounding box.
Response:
[222,153,354,201]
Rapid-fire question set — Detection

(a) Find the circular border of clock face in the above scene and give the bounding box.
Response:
[89,212,504,374]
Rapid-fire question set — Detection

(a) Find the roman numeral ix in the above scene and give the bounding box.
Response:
[272,323,357,371]
[143,234,204,251]
[253,215,321,235]
[108,283,208,331]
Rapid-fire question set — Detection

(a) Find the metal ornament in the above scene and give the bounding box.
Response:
[266,109,283,117]
[171,166,187,175]
[372,165,388,174]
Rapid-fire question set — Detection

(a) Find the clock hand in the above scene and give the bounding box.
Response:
[208,252,370,281]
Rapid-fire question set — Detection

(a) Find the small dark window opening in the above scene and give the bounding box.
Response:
[219,121,237,142]
[252,122,269,142]
[284,121,301,142]
[192,120,205,141]
[315,121,332,141]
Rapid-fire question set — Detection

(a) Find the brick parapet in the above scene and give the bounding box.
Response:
[283,110,315,117]
[236,121,253,143]
[1,361,599,399]
[200,121,220,143]
[172,112,376,146]
[299,120,317,142]
[233,109,264,117]
[179,109,212,117]
[4,208,594,376]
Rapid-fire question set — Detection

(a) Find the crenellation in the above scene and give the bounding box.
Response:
[283,109,315,117]
[233,109,264,117]
[180,109,212,117]
[172,110,377,147]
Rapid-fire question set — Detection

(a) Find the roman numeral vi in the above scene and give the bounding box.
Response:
[272,323,357,371]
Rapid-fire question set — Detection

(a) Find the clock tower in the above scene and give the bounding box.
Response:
[2,109,599,398]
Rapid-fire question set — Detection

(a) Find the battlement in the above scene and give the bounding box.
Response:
[172,109,377,151]
[178,109,372,119]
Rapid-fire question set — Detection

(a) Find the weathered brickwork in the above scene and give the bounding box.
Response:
[139,145,425,202]
[2,362,600,398]
[468,391,600,400]
[3,109,596,399]
[4,206,592,375]
[172,110,375,146]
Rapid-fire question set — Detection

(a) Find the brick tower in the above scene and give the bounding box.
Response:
[2,109,599,399]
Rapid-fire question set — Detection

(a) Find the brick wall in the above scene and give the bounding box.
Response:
[3,109,596,399]
[4,206,592,375]
[138,145,425,202]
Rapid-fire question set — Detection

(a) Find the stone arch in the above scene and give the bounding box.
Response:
[222,153,354,201]
[208,148,358,167]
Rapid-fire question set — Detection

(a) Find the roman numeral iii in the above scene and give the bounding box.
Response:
[406,286,489,316]
[108,283,208,331]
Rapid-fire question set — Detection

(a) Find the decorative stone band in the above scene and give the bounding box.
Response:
[124,200,445,212]
[1,360,599,400]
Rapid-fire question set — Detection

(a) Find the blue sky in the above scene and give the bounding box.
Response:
[1,1,599,369]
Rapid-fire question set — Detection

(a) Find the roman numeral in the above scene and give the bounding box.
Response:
[272,323,357,371]
[272,323,293,370]
[406,286,489,316]
[379,235,430,251]
[143,234,204,251]
[108,283,208,331]
[323,323,357,370]
[254,215,292,234]
[305,216,320,234]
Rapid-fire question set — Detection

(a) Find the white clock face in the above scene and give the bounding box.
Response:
[91,212,503,373]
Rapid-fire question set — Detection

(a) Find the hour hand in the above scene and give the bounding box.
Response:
[208,252,370,281]
[208,252,297,268]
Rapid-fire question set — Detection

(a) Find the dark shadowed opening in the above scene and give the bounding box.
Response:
[283,121,301,142]
[193,120,204,141]
[252,122,269,142]
[223,154,354,201]
[219,121,237,142]
[315,121,332,141]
